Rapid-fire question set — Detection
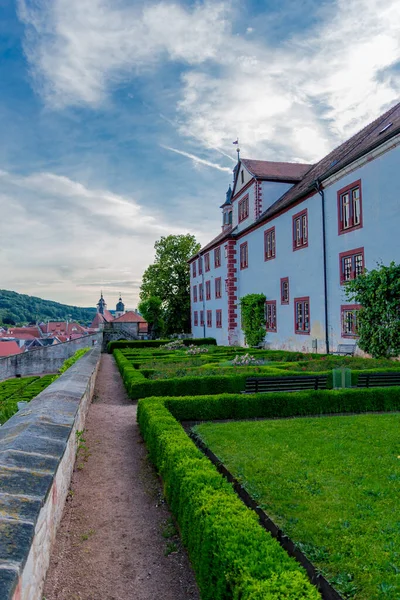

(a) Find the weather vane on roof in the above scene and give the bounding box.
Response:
[233,138,240,162]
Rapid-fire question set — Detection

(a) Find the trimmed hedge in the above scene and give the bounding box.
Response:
[137,397,320,600]
[108,338,217,353]
[161,387,400,421]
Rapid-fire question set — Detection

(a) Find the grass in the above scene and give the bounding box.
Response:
[194,414,400,600]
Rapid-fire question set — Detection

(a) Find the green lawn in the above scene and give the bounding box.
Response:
[194,414,400,600]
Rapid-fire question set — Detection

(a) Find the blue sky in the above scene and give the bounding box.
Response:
[0,0,399,309]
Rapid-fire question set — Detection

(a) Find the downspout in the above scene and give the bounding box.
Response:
[314,179,330,354]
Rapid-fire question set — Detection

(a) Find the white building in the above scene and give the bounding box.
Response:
[189,102,400,352]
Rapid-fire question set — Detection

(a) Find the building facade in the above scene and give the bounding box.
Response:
[189,102,400,352]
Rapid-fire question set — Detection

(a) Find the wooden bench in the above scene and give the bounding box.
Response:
[331,344,357,356]
[357,372,400,388]
[243,375,328,394]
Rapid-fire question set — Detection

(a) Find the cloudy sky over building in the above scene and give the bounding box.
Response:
[1,0,399,308]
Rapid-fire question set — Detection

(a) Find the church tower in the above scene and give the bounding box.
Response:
[96,292,107,315]
[115,294,125,318]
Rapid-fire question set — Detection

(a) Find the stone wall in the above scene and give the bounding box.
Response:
[0,347,101,600]
[0,333,102,381]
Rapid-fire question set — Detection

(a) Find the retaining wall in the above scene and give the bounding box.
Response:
[0,333,102,381]
[0,348,101,600]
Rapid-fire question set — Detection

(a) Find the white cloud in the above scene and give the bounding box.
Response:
[161,146,232,172]
[0,169,207,306]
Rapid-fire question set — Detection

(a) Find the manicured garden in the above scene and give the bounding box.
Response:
[0,347,90,424]
[194,415,400,600]
[111,339,400,599]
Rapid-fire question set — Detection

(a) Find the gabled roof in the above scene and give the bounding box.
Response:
[241,159,312,182]
[0,341,22,357]
[90,313,106,328]
[103,310,114,322]
[257,101,400,223]
[113,311,147,323]
[8,327,41,338]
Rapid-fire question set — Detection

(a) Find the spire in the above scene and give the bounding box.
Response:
[97,291,107,315]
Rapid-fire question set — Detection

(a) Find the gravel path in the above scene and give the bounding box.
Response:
[43,354,200,600]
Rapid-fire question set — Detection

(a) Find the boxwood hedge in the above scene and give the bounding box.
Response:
[137,397,320,600]
[107,338,217,353]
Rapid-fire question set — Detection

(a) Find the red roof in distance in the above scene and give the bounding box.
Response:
[113,311,147,323]
[0,341,23,357]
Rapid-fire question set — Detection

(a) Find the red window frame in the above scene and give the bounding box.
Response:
[206,310,212,328]
[215,277,222,299]
[204,253,210,272]
[337,180,362,235]
[194,311,198,326]
[192,262,196,277]
[341,304,361,338]
[214,247,221,268]
[293,209,308,250]
[264,226,276,261]
[240,242,248,269]
[205,280,211,301]
[199,283,204,302]
[339,247,365,284]
[265,300,277,332]
[280,277,289,304]
[216,309,222,328]
[294,297,310,335]
[193,285,197,303]
[238,195,249,223]
[200,310,204,326]
[198,256,203,275]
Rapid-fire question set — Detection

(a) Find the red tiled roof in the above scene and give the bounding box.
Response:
[0,341,22,357]
[102,310,114,322]
[241,159,312,182]
[38,322,87,336]
[3,333,35,340]
[8,327,41,338]
[258,101,400,222]
[90,313,106,328]
[113,311,147,323]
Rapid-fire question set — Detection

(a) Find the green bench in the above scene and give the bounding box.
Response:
[243,375,328,393]
[357,372,400,387]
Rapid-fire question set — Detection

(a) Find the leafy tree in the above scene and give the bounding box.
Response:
[138,296,165,339]
[345,261,400,358]
[240,293,266,347]
[140,234,200,334]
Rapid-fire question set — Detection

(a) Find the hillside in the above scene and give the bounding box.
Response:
[0,289,97,326]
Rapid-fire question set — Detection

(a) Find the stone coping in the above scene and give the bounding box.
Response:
[0,348,100,600]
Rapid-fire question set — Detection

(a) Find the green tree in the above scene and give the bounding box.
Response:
[138,296,165,339]
[345,261,400,358]
[140,234,200,334]
[240,293,266,347]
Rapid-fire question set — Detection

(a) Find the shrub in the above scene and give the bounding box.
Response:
[137,397,319,600]
[107,338,216,353]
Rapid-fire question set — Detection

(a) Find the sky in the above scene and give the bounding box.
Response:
[0,0,399,309]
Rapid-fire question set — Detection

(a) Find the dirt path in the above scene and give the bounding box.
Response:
[43,354,200,600]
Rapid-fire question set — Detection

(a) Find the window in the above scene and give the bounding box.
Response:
[192,262,197,277]
[194,311,198,326]
[294,297,310,334]
[207,310,212,327]
[214,247,221,268]
[240,242,248,269]
[293,209,308,250]
[265,300,277,332]
[205,280,211,300]
[280,277,289,304]
[193,285,197,303]
[198,257,203,275]
[241,170,244,184]
[200,310,204,326]
[339,248,364,284]
[238,195,249,222]
[204,253,210,272]
[216,309,222,328]
[341,304,361,337]
[338,180,362,234]
[215,277,222,299]
[199,283,204,302]
[264,227,276,260]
